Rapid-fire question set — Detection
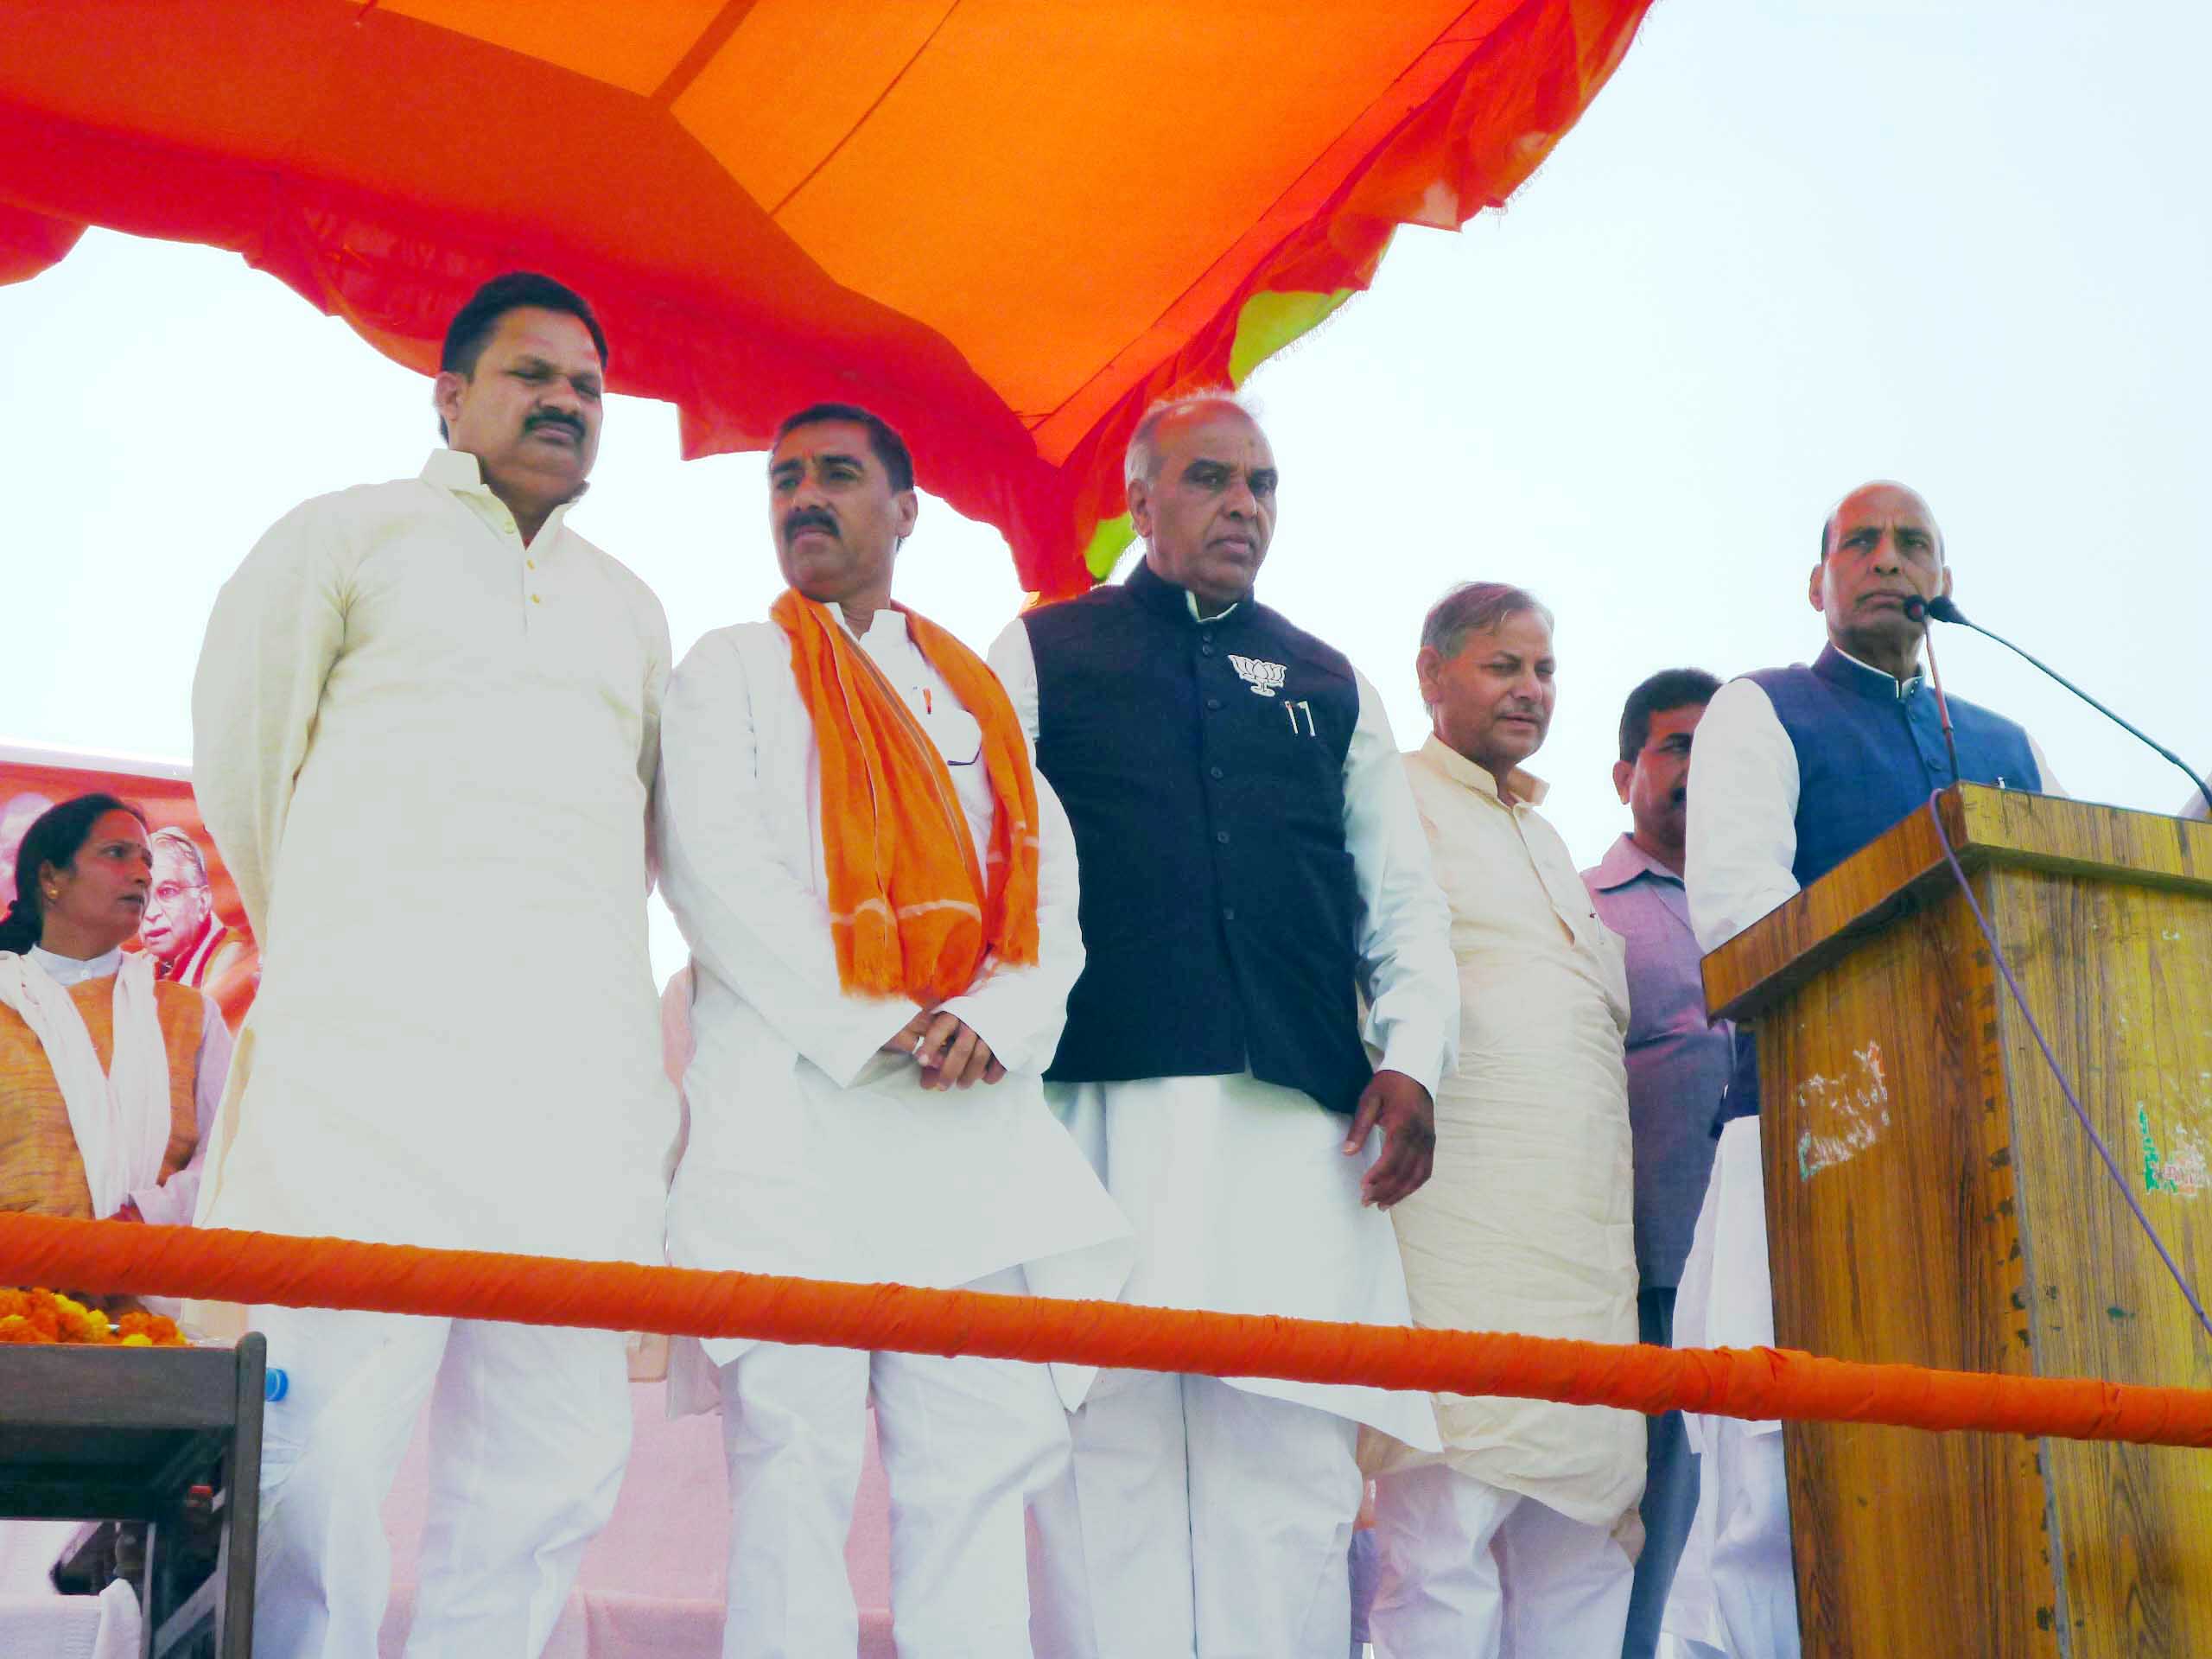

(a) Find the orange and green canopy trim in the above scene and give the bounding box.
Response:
[0,0,1654,596]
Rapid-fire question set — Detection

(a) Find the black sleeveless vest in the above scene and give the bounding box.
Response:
[1022,560,1372,1114]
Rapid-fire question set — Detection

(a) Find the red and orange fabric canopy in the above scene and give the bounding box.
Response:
[0,0,1651,594]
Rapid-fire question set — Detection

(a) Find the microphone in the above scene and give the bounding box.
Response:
[1908,595,2212,816]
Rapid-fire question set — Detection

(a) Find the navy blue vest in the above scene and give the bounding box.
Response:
[1022,560,1372,1114]
[1720,643,2042,1124]
[1751,644,2042,889]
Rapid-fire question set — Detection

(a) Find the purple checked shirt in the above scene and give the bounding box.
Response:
[1582,834,1734,1288]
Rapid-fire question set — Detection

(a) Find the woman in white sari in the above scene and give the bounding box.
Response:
[0,791,230,1243]
[0,793,231,1614]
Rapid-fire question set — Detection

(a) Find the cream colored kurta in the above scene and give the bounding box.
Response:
[656,608,1135,1411]
[1369,736,1643,1528]
[188,450,678,1263]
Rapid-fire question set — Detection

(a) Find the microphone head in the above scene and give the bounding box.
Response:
[1904,594,1967,625]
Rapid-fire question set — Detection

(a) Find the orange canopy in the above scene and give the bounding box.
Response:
[0,0,1652,594]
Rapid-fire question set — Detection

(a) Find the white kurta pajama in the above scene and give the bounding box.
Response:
[656,607,1133,1659]
[988,619,1455,1659]
[1363,740,1643,1659]
[190,450,679,1659]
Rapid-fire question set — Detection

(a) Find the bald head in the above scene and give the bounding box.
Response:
[1125,394,1261,487]
[1126,396,1277,609]
[1809,479,1953,680]
[1821,480,1942,564]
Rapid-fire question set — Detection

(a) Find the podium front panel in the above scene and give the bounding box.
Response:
[1989,857,2212,1656]
[1743,792,2212,1658]
[1758,873,2058,1658]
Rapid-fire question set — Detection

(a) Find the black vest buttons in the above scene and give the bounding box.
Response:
[1215,830,1230,843]
[1205,696,1224,710]
[1209,765,1224,780]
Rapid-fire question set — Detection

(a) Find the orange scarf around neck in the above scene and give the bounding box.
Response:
[772,589,1041,1006]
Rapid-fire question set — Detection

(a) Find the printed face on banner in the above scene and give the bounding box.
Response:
[0,753,259,1030]
[141,831,215,962]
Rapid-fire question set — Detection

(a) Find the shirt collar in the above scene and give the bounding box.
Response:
[28,944,124,985]
[421,448,587,534]
[1125,556,1245,624]
[1815,640,1923,702]
[1589,831,1682,893]
[1421,733,1548,806]
[836,602,912,648]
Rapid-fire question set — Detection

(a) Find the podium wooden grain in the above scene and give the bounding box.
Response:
[1703,785,2212,1658]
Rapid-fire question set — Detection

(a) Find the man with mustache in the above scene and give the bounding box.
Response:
[657,403,1131,1659]
[1362,583,1643,1658]
[1579,669,1731,1659]
[1670,480,2056,1658]
[989,395,1457,1659]
[190,271,678,1659]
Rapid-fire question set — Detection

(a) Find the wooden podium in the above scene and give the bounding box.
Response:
[1702,785,2212,1658]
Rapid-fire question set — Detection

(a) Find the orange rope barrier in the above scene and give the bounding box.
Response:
[5,1211,2210,1448]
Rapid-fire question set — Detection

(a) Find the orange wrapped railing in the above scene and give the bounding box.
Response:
[4,1212,2209,1448]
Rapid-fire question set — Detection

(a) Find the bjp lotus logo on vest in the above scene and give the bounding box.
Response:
[1228,654,1288,697]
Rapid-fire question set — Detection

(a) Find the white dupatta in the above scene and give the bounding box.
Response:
[0,950,172,1217]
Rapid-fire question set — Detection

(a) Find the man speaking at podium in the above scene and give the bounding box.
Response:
[1670,480,2058,1658]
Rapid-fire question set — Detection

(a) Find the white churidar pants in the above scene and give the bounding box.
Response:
[1699,1423,1799,1659]
[1367,1462,1633,1658]
[250,1305,630,1659]
[1030,1370,1363,1659]
[1667,1117,1801,1659]
[717,1266,1065,1659]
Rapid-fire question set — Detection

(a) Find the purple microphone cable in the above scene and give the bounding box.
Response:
[1925,791,2212,1343]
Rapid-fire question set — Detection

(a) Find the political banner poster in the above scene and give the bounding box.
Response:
[0,744,258,1031]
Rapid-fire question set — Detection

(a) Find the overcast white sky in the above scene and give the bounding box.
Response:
[3,0,2206,980]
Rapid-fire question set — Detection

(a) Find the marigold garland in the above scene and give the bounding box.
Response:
[0,1287,184,1347]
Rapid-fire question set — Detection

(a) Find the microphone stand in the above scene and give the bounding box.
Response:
[1912,602,1964,785]
[1915,594,2212,817]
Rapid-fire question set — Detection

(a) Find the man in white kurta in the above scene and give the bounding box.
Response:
[1363,584,1643,1657]
[658,404,1132,1659]
[989,397,1456,1659]
[189,275,678,1659]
